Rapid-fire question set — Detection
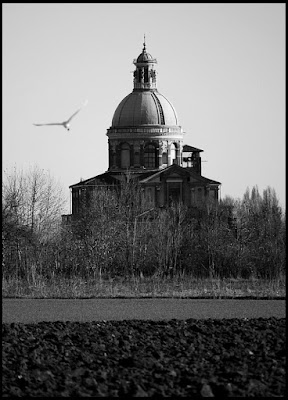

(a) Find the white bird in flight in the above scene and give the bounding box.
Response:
[33,100,88,131]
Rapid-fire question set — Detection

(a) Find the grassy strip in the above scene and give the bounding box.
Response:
[2,273,286,299]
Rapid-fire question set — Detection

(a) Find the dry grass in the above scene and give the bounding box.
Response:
[2,272,286,299]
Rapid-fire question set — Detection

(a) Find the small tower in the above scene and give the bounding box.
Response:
[133,36,157,91]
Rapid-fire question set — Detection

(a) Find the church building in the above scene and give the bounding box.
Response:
[67,41,221,217]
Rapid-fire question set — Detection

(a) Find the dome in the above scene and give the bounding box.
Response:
[136,51,155,63]
[111,90,179,127]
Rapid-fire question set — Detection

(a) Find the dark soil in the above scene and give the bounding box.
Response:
[2,318,286,397]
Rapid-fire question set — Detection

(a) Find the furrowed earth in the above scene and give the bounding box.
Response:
[2,317,285,397]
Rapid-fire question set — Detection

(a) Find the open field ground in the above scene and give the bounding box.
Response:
[2,317,285,397]
[2,298,285,323]
[3,274,285,397]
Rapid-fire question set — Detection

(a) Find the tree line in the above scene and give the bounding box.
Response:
[2,166,286,283]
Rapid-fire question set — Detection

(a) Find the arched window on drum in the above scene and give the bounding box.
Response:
[170,143,176,164]
[120,143,130,169]
[162,151,168,165]
[144,144,156,168]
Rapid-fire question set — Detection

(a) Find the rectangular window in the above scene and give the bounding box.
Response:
[144,67,149,82]
[145,187,155,205]
[168,183,182,205]
[144,152,155,168]
[134,152,140,166]
[162,152,168,165]
[144,145,156,168]
[196,187,203,205]
[190,188,195,205]
[209,189,215,200]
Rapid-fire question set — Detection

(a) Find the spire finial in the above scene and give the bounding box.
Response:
[143,34,146,52]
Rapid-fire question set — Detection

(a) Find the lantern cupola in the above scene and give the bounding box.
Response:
[133,36,157,91]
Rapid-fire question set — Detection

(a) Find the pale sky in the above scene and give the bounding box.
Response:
[3,3,285,213]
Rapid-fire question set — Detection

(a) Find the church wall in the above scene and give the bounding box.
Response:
[70,179,219,217]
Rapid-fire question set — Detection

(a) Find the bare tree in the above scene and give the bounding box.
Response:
[2,165,67,280]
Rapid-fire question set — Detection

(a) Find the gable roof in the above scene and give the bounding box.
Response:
[70,164,221,189]
[69,172,120,188]
[183,144,203,153]
[139,164,221,185]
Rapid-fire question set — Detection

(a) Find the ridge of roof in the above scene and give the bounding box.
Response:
[69,165,221,188]
[139,164,221,185]
[69,172,120,188]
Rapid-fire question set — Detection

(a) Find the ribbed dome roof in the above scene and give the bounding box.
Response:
[111,90,179,127]
[136,51,154,63]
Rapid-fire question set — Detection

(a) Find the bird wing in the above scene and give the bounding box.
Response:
[33,122,63,126]
[66,100,88,123]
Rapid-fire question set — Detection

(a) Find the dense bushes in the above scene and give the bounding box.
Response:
[2,167,286,283]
